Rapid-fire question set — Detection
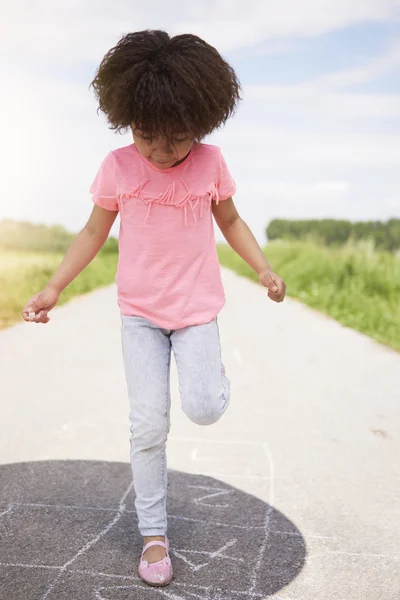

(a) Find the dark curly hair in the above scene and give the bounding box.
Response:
[89,30,242,141]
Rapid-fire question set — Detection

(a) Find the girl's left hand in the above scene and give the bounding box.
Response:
[258,268,286,303]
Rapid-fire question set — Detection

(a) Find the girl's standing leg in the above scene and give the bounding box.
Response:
[171,317,231,425]
[120,315,172,538]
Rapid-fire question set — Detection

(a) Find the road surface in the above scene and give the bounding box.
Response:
[0,267,399,599]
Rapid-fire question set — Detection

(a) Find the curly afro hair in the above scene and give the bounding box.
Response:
[89,29,242,142]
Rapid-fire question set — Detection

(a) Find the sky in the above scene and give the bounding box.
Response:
[1,0,400,243]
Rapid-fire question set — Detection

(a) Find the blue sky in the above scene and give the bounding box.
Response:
[1,1,400,242]
[230,22,397,85]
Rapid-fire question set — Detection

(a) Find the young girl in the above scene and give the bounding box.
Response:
[22,30,286,587]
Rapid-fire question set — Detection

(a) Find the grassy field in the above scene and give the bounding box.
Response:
[217,238,400,352]
[0,250,118,329]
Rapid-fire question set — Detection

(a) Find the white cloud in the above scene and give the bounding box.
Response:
[220,124,400,169]
[178,0,400,52]
[243,39,400,120]
[318,40,400,88]
[1,0,400,59]
[225,42,400,184]
[239,181,349,200]
[245,83,400,119]
[313,181,349,194]
[387,197,400,209]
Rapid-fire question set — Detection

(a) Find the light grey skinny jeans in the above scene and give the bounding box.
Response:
[120,314,231,536]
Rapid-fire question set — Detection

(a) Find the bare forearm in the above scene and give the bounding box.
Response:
[47,228,106,293]
[221,217,271,274]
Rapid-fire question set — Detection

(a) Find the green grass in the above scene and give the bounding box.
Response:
[0,249,118,329]
[217,239,400,352]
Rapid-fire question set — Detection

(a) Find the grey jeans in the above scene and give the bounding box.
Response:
[120,314,231,536]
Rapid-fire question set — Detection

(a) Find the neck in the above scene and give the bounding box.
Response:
[172,146,194,167]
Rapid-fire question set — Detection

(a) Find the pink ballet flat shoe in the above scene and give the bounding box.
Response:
[138,535,173,587]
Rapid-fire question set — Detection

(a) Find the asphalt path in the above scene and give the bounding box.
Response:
[1,267,399,599]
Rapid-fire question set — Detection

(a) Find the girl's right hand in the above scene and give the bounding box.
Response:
[22,285,60,324]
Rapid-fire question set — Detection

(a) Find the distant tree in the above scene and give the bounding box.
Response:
[266,218,400,251]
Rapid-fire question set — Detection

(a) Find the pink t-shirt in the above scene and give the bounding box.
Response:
[89,141,236,329]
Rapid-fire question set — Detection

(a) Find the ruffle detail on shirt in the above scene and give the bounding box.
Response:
[120,178,220,225]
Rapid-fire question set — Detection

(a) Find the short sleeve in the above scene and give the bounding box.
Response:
[89,151,119,211]
[216,148,236,201]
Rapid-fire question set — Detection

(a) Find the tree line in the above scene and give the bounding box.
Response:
[266,218,400,252]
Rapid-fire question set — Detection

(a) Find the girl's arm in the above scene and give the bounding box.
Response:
[47,205,119,294]
[212,198,286,302]
[22,206,119,323]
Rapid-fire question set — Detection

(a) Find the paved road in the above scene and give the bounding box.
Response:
[1,267,399,599]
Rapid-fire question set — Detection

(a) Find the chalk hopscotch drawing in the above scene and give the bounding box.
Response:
[171,538,243,572]
[0,440,306,599]
[187,484,234,508]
